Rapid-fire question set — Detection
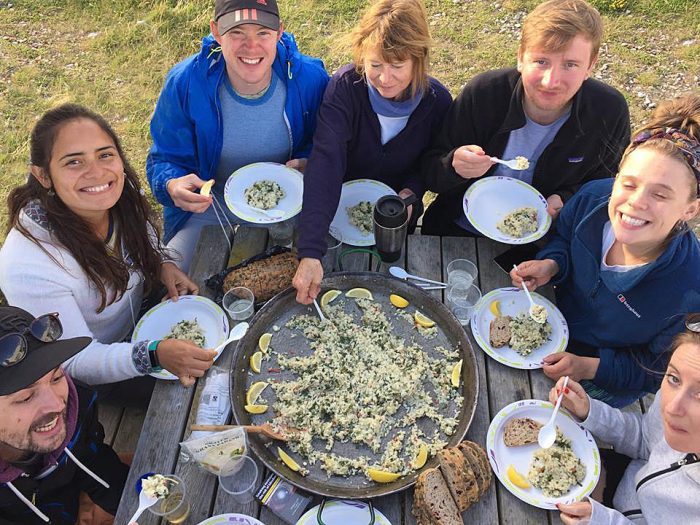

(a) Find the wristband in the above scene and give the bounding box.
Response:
[148,340,163,372]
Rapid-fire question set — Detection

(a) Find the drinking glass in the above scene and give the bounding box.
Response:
[268,219,294,248]
[148,475,190,524]
[218,456,261,503]
[223,287,255,321]
[322,228,343,274]
[446,259,478,287]
[447,282,482,326]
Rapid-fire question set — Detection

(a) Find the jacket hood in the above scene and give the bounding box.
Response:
[0,372,79,484]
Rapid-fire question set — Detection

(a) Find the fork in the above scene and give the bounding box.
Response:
[490,156,528,171]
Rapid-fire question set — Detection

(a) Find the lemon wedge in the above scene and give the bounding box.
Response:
[507,464,530,489]
[412,443,429,469]
[244,404,268,414]
[250,351,263,374]
[345,288,373,300]
[390,294,409,308]
[278,447,301,472]
[451,359,462,388]
[246,381,268,405]
[258,333,272,353]
[367,467,401,483]
[489,300,502,317]
[414,311,435,328]
[200,179,214,197]
[320,289,342,309]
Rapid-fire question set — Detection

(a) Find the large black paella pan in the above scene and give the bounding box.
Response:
[230,272,478,499]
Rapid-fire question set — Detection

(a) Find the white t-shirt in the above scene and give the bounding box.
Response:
[600,221,648,272]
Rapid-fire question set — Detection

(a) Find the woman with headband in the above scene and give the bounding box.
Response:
[511,93,700,407]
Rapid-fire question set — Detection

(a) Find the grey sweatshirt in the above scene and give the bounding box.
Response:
[581,392,700,524]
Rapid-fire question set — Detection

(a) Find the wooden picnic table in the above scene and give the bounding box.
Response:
[114,224,652,525]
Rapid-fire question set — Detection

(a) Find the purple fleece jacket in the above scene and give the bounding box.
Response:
[297,64,452,260]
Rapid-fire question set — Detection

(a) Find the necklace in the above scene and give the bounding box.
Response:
[235,82,271,100]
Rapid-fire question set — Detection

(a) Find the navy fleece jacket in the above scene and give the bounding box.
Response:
[538,178,700,397]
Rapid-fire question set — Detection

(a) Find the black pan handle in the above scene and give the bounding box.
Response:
[316,498,376,525]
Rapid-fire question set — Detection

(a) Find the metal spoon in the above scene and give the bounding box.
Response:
[538,376,570,449]
[389,266,447,287]
[212,322,249,355]
[128,488,158,524]
[490,156,529,170]
[513,265,546,323]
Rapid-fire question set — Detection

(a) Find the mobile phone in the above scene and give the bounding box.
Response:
[493,244,539,275]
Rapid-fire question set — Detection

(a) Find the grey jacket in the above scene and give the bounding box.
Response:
[582,393,700,524]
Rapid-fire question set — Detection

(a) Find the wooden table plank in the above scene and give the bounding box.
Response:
[98,404,123,447]
[477,239,550,524]
[111,407,146,455]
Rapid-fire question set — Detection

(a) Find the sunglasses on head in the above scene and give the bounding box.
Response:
[0,313,63,367]
[685,313,700,333]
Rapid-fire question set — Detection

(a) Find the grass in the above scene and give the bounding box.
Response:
[0,0,698,247]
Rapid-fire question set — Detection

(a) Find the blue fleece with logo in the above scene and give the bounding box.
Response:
[537,178,700,399]
[147,33,329,242]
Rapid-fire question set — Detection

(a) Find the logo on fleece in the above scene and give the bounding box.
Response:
[617,294,641,319]
[568,156,584,163]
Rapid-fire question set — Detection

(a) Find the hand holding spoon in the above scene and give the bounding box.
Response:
[538,376,570,449]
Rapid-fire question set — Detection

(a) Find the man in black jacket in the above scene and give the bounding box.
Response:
[0,306,128,524]
[422,0,630,235]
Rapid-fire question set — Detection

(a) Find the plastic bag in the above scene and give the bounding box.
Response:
[190,366,231,441]
[180,427,247,477]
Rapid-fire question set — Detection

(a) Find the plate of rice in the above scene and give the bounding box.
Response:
[462,176,551,244]
[329,179,397,246]
[487,399,600,509]
[470,287,568,369]
[224,162,304,224]
[132,295,229,380]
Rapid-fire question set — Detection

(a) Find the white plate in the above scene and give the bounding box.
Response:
[197,514,265,525]
[131,295,229,380]
[224,162,304,224]
[463,176,551,244]
[329,179,397,246]
[470,287,568,369]
[487,399,601,509]
[297,500,393,525]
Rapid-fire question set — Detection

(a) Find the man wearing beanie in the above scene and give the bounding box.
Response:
[0,307,128,524]
[148,0,329,272]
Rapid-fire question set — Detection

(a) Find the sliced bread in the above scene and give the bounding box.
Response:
[437,448,479,512]
[462,441,492,494]
[458,442,485,496]
[489,315,512,347]
[503,417,543,447]
[416,467,463,525]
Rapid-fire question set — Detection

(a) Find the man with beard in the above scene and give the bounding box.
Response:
[0,306,128,524]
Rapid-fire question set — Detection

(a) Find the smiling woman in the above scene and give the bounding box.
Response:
[510,93,700,408]
[0,104,217,404]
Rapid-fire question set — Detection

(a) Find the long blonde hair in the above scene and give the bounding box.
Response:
[348,0,431,98]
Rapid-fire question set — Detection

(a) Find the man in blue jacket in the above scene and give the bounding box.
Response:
[148,0,329,271]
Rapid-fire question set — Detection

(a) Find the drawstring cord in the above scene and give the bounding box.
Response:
[5,482,50,522]
[64,448,110,488]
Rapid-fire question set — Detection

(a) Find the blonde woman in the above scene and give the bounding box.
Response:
[293,0,452,304]
[512,94,700,407]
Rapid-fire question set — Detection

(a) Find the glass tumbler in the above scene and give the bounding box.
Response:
[447,282,482,326]
[446,259,478,288]
[148,475,191,524]
[223,287,255,321]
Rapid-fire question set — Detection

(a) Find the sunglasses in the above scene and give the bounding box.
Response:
[0,313,63,367]
[685,313,700,333]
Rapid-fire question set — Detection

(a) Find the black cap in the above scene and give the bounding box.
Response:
[0,306,90,396]
[215,0,280,34]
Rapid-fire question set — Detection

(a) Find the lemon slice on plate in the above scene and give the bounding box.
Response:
[345,288,373,300]
[414,311,435,328]
[489,300,502,317]
[278,447,301,472]
[412,443,429,469]
[390,294,409,308]
[246,381,268,405]
[244,404,268,414]
[451,359,462,387]
[200,179,214,197]
[250,351,263,373]
[320,289,342,309]
[367,467,401,483]
[507,464,531,489]
[258,333,272,353]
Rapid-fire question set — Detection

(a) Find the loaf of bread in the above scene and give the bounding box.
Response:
[222,250,298,302]
[437,448,480,511]
[413,468,463,525]
[458,441,492,495]
[503,417,543,447]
